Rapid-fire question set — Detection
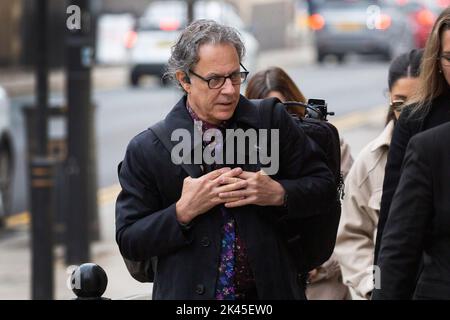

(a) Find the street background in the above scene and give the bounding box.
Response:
[0,46,386,300]
[0,0,446,299]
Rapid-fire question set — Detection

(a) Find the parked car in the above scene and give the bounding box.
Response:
[389,0,436,48]
[125,0,260,87]
[96,14,136,65]
[309,0,415,63]
[0,86,14,227]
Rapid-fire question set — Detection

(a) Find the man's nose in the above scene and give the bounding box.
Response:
[221,77,237,94]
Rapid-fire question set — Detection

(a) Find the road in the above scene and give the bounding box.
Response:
[9,59,390,215]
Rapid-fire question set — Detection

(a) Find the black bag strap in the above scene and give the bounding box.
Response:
[150,99,278,177]
[251,98,277,130]
[149,120,199,178]
[123,120,204,283]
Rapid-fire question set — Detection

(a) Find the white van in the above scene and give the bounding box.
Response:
[126,0,260,86]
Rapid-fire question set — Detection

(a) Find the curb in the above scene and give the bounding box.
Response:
[1,66,129,98]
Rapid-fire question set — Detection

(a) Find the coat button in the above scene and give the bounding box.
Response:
[200,236,210,247]
[196,284,205,295]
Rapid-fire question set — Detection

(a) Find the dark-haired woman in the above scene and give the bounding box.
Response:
[246,66,352,300]
[335,49,423,300]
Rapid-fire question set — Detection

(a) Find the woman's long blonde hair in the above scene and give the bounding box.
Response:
[411,7,450,115]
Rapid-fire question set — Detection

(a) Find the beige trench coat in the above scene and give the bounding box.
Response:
[334,121,394,300]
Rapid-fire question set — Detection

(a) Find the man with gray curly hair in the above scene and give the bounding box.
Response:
[116,19,335,300]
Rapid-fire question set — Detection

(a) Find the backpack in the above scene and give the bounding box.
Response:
[254,98,342,273]
[122,121,199,283]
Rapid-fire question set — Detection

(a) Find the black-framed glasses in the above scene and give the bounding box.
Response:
[390,99,406,112]
[438,54,450,67]
[188,63,249,89]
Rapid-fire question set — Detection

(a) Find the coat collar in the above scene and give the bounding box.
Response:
[370,120,395,152]
[162,94,261,177]
[164,94,261,133]
[163,96,203,177]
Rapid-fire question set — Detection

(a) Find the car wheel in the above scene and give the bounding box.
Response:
[317,51,326,64]
[382,51,392,62]
[0,146,12,219]
[130,71,140,87]
[381,46,395,62]
[336,54,345,64]
[160,76,171,87]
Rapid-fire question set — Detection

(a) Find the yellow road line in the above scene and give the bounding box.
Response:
[5,104,387,228]
[331,104,386,132]
[6,183,122,228]
[97,183,121,205]
[5,212,30,228]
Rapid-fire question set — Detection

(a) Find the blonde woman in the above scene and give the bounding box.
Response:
[375,7,450,265]
[372,7,450,300]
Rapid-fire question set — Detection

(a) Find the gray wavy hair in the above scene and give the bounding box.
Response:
[164,19,246,90]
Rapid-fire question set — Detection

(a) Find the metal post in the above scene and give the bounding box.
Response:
[31,158,55,300]
[65,0,95,265]
[31,0,54,300]
[187,0,195,24]
[36,0,48,155]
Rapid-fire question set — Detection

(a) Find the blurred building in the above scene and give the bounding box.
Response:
[21,0,71,68]
[228,0,297,50]
[0,0,22,66]
[0,0,302,67]
[0,0,88,68]
[98,0,152,16]
[0,0,123,69]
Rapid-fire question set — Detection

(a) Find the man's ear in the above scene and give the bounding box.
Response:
[176,71,190,92]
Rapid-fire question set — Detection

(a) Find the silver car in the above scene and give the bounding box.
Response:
[311,0,415,63]
[126,0,260,86]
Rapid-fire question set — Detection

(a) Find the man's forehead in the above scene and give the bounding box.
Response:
[197,43,239,61]
[195,44,240,75]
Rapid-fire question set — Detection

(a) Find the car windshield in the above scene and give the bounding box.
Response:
[137,0,245,31]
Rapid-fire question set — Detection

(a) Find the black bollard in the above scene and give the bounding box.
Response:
[70,263,109,300]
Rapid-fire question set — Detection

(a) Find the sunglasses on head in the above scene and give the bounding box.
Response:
[390,99,406,112]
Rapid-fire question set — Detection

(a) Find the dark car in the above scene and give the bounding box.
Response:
[309,0,415,63]
[389,0,436,48]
